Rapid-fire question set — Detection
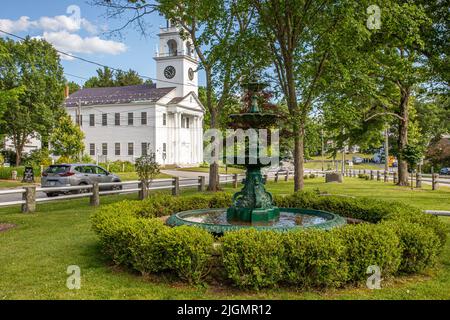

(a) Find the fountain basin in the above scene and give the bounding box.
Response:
[166,208,346,234]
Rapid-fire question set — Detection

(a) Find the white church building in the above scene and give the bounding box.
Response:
[65,24,204,166]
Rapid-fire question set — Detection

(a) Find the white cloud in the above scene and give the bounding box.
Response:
[40,31,127,56]
[0,14,99,34]
[1,14,127,57]
[0,16,32,33]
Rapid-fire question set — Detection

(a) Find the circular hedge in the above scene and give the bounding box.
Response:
[91,192,447,289]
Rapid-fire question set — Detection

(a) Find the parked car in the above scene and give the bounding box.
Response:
[440,167,450,175]
[352,156,364,164]
[41,164,122,197]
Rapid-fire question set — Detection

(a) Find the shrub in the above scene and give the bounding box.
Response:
[382,221,441,273]
[165,226,215,284]
[135,153,160,190]
[309,173,316,179]
[91,201,139,266]
[92,190,447,288]
[128,219,171,275]
[222,229,286,289]
[336,224,401,282]
[358,173,369,180]
[283,229,348,288]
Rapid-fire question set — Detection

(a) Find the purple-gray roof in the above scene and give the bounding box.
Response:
[64,84,175,107]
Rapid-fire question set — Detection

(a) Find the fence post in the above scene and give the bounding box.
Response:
[90,182,100,206]
[138,181,148,200]
[393,172,397,184]
[416,172,422,188]
[285,171,289,181]
[233,174,238,188]
[21,186,36,213]
[198,176,205,191]
[275,171,279,183]
[172,177,180,196]
[370,170,374,180]
[363,169,366,175]
[376,171,380,181]
[432,174,439,190]
[384,171,388,182]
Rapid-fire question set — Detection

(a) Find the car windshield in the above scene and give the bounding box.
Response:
[45,165,70,174]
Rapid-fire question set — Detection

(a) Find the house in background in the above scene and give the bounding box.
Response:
[3,134,41,157]
[64,22,204,166]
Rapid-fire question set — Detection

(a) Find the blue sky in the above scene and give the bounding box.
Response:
[0,0,199,86]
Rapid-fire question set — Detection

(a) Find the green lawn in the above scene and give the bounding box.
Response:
[175,166,245,174]
[0,178,449,299]
[0,180,29,189]
[115,172,172,181]
[304,161,382,171]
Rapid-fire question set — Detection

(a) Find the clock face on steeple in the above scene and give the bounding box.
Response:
[188,68,194,81]
[164,65,176,79]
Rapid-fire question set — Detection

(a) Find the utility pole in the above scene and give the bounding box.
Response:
[77,99,82,160]
[384,125,389,173]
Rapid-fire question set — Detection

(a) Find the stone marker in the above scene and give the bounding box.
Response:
[325,172,343,183]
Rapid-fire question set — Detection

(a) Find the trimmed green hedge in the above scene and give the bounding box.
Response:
[91,191,447,288]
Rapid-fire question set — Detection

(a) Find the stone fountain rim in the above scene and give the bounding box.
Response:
[165,207,346,234]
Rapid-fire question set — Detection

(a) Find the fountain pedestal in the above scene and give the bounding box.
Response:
[227,165,280,224]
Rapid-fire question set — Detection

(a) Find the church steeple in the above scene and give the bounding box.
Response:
[154,22,198,97]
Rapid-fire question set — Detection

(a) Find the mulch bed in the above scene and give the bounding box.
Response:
[0,223,16,233]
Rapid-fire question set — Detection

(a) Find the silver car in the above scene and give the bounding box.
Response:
[41,164,122,197]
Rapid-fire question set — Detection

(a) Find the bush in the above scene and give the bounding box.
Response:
[382,221,441,273]
[222,229,286,289]
[165,226,215,284]
[92,190,447,288]
[23,149,52,167]
[283,229,348,288]
[128,219,171,275]
[336,224,401,281]
[101,160,135,172]
[309,173,316,179]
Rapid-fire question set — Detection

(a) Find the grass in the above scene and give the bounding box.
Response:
[0,180,35,189]
[175,166,244,174]
[0,178,449,299]
[304,162,382,171]
[115,172,172,181]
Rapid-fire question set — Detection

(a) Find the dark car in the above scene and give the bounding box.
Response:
[41,164,122,197]
[440,168,450,175]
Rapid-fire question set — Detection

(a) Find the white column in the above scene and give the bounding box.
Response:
[175,112,181,165]
[198,116,203,164]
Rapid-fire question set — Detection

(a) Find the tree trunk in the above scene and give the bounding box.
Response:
[293,121,305,191]
[206,75,220,192]
[285,57,304,192]
[397,86,410,186]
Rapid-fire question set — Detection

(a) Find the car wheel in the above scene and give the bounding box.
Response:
[46,192,58,197]
[74,183,89,194]
[111,183,122,191]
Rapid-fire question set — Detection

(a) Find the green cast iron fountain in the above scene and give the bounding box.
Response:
[226,81,280,224]
[166,81,346,234]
